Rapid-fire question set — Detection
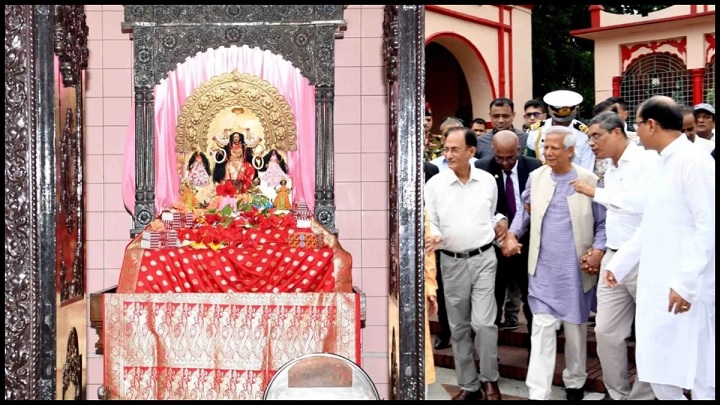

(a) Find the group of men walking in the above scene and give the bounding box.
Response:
[422,91,715,401]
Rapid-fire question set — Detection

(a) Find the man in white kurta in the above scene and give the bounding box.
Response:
[605,96,715,400]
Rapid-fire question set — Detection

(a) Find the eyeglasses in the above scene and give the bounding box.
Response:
[636,120,649,127]
[589,132,609,141]
[441,147,470,155]
[523,112,543,119]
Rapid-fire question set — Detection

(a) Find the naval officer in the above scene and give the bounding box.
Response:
[526,90,595,173]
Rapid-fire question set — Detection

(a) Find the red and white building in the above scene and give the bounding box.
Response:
[425,5,534,130]
[571,5,715,115]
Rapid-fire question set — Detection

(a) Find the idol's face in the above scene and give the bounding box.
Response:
[195,154,202,162]
[231,133,241,145]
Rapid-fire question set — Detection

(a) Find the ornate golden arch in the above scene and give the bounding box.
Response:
[175,70,297,153]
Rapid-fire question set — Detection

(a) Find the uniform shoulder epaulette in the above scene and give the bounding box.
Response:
[530,119,546,131]
[573,121,589,133]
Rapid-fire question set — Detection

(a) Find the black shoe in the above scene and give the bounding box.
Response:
[566,388,584,401]
[502,318,519,330]
[433,336,451,350]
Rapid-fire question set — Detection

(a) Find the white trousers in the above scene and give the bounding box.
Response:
[651,382,715,400]
[526,313,587,400]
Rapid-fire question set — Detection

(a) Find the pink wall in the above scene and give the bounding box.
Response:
[83,5,391,399]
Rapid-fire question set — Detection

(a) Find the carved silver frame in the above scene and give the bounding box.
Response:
[122,5,346,236]
[5,4,58,400]
[385,5,426,400]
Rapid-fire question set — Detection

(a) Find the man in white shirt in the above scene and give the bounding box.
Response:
[605,96,715,400]
[425,126,505,400]
[569,111,656,400]
[681,105,715,153]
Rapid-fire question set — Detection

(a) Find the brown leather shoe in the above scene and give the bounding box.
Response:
[482,381,502,401]
[451,389,482,400]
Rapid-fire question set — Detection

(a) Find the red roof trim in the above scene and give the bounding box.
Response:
[570,10,715,37]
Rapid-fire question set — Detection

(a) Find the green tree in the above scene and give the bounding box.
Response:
[531,5,669,119]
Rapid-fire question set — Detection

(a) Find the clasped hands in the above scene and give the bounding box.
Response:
[580,248,604,276]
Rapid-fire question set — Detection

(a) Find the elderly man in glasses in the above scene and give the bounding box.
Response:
[425,126,506,400]
[429,117,475,172]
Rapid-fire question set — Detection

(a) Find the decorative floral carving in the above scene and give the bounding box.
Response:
[621,38,687,73]
[61,328,82,400]
[383,6,399,83]
[53,5,88,87]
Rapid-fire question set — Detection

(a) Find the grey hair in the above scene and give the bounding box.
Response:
[545,126,576,150]
[588,111,627,138]
[440,118,463,132]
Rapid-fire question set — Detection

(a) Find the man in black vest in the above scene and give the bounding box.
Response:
[475,130,541,348]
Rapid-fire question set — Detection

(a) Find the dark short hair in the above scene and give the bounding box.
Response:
[524,99,545,112]
[471,118,486,126]
[606,96,628,111]
[588,111,627,138]
[638,97,683,131]
[489,97,515,112]
[445,126,478,148]
[592,100,616,117]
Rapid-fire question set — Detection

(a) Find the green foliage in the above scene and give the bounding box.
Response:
[531,5,670,119]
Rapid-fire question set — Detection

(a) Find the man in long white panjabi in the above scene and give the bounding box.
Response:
[605,96,715,401]
[570,111,656,400]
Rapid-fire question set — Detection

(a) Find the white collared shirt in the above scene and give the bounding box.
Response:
[425,165,505,252]
[501,161,522,215]
[593,142,658,250]
[690,135,715,153]
[430,155,478,171]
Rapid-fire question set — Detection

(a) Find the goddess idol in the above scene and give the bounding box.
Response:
[212,132,257,193]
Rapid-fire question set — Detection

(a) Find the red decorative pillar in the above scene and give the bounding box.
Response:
[690,68,705,105]
[612,76,622,98]
[589,5,604,28]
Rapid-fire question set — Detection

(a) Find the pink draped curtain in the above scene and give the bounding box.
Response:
[122,45,316,215]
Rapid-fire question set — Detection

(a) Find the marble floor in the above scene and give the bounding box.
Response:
[427,367,607,400]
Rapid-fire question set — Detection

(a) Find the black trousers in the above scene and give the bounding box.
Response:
[493,245,532,342]
[435,254,451,341]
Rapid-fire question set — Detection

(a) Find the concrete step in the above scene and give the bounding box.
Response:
[430,320,638,394]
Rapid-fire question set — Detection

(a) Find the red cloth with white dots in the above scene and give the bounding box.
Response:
[119,225,336,294]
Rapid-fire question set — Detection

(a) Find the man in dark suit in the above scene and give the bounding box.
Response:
[424,160,452,349]
[474,130,541,342]
[423,161,439,183]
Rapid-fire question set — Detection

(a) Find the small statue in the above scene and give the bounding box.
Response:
[272,179,292,210]
[260,150,288,188]
[186,151,211,188]
[180,179,198,209]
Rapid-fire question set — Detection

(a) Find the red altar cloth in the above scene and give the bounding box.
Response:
[117,220,351,294]
[103,292,361,400]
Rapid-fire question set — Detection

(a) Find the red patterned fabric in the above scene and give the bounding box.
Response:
[103,292,361,400]
[119,225,336,293]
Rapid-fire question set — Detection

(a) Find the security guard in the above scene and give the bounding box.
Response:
[424,102,443,161]
[526,90,595,173]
